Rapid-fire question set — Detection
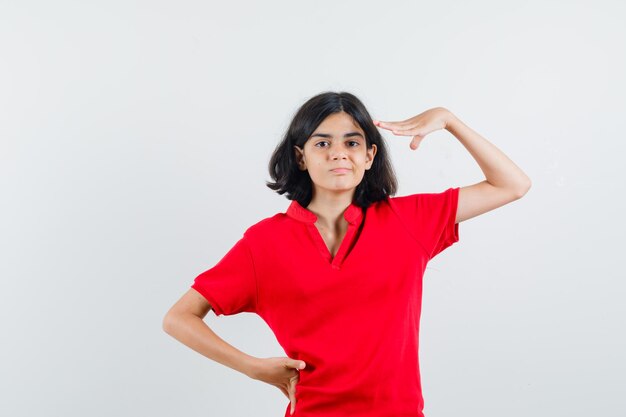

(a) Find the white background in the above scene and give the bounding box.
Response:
[1,1,625,416]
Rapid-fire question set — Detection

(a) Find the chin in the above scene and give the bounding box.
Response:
[321,183,360,193]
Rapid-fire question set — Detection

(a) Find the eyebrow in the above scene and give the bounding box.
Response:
[310,132,365,139]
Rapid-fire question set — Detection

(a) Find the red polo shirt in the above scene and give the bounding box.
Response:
[191,187,460,417]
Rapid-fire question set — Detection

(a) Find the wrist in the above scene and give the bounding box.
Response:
[243,355,261,379]
[444,110,459,132]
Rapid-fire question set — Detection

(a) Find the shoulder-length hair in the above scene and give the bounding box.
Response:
[266,91,398,209]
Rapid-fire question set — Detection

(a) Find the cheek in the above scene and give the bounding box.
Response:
[355,153,370,166]
[310,161,325,172]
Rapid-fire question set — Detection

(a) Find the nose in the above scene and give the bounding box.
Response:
[330,148,348,160]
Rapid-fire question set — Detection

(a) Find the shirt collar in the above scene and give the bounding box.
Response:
[286,199,364,225]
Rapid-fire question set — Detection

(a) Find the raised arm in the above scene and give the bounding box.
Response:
[374,107,531,223]
[444,111,531,223]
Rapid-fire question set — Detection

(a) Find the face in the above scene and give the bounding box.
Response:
[294,111,377,198]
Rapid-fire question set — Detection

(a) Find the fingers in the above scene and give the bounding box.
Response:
[388,127,416,136]
[374,119,409,126]
[289,374,299,415]
[374,119,411,129]
[289,392,296,415]
[286,360,298,369]
[282,358,304,414]
[288,360,306,371]
[376,120,428,144]
[410,135,424,150]
[374,120,416,136]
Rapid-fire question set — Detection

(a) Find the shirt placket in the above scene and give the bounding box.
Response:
[306,222,357,270]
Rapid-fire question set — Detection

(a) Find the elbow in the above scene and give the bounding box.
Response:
[162,311,178,335]
[514,177,532,199]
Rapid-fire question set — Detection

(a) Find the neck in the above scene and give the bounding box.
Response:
[306,188,355,229]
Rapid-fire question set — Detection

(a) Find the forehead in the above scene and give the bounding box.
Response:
[313,112,363,133]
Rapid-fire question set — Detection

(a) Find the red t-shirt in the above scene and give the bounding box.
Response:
[191,187,460,417]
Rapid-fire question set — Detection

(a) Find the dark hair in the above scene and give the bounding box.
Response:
[266,91,398,209]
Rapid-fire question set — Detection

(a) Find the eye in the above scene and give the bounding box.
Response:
[314,141,329,147]
[348,141,360,147]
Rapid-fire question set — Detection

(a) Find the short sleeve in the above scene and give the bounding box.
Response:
[389,187,460,260]
[190,235,258,316]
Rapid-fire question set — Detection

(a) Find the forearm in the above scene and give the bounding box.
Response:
[445,111,531,192]
[163,313,259,378]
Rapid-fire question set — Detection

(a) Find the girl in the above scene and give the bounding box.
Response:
[162,91,531,417]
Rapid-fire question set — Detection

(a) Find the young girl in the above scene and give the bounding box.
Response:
[163,91,531,417]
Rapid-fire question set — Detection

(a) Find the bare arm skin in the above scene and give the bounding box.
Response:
[162,288,306,414]
[162,288,259,377]
[444,111,532,223]
[374,107,532,224]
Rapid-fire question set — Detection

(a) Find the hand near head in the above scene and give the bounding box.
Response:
[373,107,453,150]
[248,356,306,415]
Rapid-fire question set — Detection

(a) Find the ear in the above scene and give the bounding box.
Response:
[294,145,307,171]
[365,144,377,170]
